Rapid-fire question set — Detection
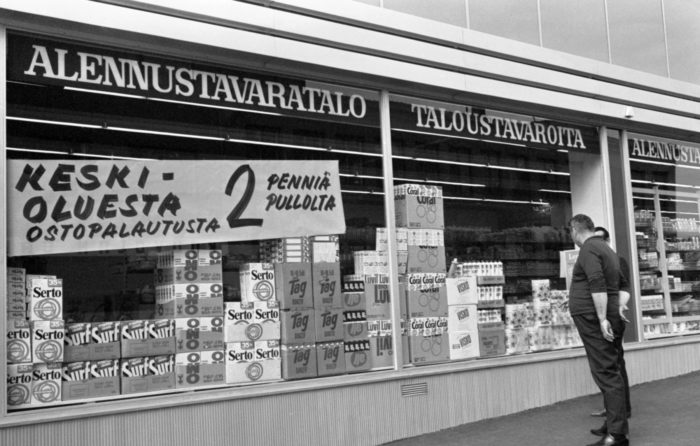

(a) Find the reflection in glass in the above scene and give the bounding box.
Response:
[540,0,609,62]
[469,0,540,45]
[665,0,700,84]
[608,0,667,76]
[383,0,467,27]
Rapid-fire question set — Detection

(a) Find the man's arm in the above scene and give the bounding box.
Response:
[619,290,631,323]
[592,291,614,341]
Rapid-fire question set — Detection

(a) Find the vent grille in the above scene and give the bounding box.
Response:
[401,382,428,397]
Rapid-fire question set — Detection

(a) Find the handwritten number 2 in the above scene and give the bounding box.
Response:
[225,164,263,229]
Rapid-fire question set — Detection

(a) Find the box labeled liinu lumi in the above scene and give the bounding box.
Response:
[240,263,276,304]
[32,320,64,363]
[28,277,63,321]
[225,340,281,384]
[175,317,225,353]
[7,364,33,409]
[224,301,280,342]
[394,184,444,229]
[31,363,62,405]
[7,319,31,363]
[156,249,223,284]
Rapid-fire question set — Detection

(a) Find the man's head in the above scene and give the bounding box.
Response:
[569,214,595,248]
[594,226,611,244]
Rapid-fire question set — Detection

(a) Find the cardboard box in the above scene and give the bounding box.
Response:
[406,245,446,274]
[225,340,281,384]
[175,317,225,352]
[28,277,63,321]
[155,249,223,284]
[239,263,276,303]
[376,227,409,252]
[175,350,226,388]
[342,290,366,314]
[403,274,448,318]
[32,320,64,363]
[7,364,33,409]
[369,333,409,368]
[274,263,313,310]
[448,331,479,360]
[7,280,26,319]
[446,277,477,306]
[31,363,62,405]
[260,237,311,263]
[315,307,343,342]
[281,344,318,380]
[7,319,31,363]
[121,355,176,394]
[394,184,444,229]
[478,322,506,357]
[353,251,388,276]
[448,305,478,333]
[121,319,176,358]
[155,282,224,318]
[312,262,342,308]
[343,321,368,343]
[505,328,530,355]
[310,235,340,263]
[344,340,371,373]
[316,341,345,376]
[61,360,120,401]
[407,317,448,336]
[364,275,391,320]
[224,301,280,342]
[280,309,316,345]
[408,332,449,364]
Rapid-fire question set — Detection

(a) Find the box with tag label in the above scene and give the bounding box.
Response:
[311,262,342,308]
[275,263,313,310]
[281,344,318,380]
[280,309,316,345]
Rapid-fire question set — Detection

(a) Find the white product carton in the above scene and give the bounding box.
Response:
[31,363,62,405]
[28,277,63,321]
[239,263,276,303]
[7,364,33,409]
[7,319,31,363]
[32,320,64,363]
[175,317,225,352]
[225,340,281,384]
[310,235,340,263]
[155,282,224,318]
[156,249,223,284]
[394,184,445,229]
[447,305,478,333]
[448,330,479,360]
[224,301,280,342]
[175,350,225,388]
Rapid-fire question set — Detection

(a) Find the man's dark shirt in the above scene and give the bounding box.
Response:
[569,236,631,316]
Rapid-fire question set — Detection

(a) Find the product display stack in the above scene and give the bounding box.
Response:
[528,279,554,352]
[394,184,450,365]
[6,268,64,409]
[341,275,373,373]
[549,289,583,349]
[155,249,225,389]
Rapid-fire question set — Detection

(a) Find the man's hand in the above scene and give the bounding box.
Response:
[600,318,614,342]
[619,304,630,323]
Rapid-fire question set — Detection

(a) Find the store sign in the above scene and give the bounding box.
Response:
[7,35,375,125]
[628,137,700,168]
[7,160,345,256]
[392,102,598,152]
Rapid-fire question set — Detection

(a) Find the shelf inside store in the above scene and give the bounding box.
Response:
[671,315,700,323]
[663,230,700,239]
[668,264,700,272]
[642,316,670,325]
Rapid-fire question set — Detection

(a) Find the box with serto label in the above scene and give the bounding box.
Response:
[28,277,63,321]
[239,263,276,303]
[225,340,281,384]
[32,320,64,363]
[224,301,280,343]
[7,319,31,364]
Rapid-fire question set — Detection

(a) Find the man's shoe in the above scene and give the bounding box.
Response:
[590,422,607,436]
[591,408,607,417]
[586,434,629,446]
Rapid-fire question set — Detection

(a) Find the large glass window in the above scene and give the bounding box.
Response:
[627,134,700,340]
[540,0,609,62]
[383,0,468,27]
[4,33,385,411]
[665,0,700,84]
[468,0,541,46]
[388,95,601,362]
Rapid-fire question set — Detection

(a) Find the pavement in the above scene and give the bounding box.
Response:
[382,370,700,446]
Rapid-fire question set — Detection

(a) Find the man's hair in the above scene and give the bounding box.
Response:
[569,214,595,232]
[594,226,610,241]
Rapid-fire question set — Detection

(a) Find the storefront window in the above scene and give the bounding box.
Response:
[388,95,601,362]
[627,134,700,339]
[4,34,385,410]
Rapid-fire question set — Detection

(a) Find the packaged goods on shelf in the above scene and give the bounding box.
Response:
[344,339,372,373]
[641,294,665,311]
[353,250,389,276]
[531,279,551,302]
[316,341,346,376]
[312,262,342,308]
[89,321,121,359]
[274,262,313,309]
[394,183,445,229]
[24,274,55,307]
[225,340,281,384]
[407,331,449,364]
[174,350,225,388]
[7,319,31,364]
[528,326,554,351]
[477,322,506,357]
[31,320,64,363]
[7,364,33,409]
[174,317,225,353]
[505,328,530,355]
[259,237,311,263]
[62,359,120,401]
[406,230,446,274]
[447,304,478,333]
[281,343,318,379]
[343,314,368,343]
[155,249,223,284]
[280,309,316,344]
[7,268,26,320]
[532,301,553,326]
[364,275,394,320]
[224,301,280,342]
[505,304,533,329]
[315,307,343,342]
[155,281,224,318]
[310,235,340,263]
[29,363,62,405]
[407,316,448,337]
[28,277,63,321]
[368,332,409,368]
[376,227,409,252]
[239,263,276,303]
[402,273,448,318]
[448,330,479,360]
[551,325,582,349]
[120,319,175,358]
[122,355,176,394]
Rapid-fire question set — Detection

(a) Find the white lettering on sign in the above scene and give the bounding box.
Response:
[630,138,700,166]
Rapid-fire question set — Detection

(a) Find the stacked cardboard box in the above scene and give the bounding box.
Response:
[341,278,372,373]
[155,249,225,389]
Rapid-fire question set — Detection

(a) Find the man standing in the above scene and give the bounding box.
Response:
[569,215,630,446]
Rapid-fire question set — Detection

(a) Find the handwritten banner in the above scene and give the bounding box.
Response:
[8,160,345,256]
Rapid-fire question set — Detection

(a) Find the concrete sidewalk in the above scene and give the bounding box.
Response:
[383,371,700,446]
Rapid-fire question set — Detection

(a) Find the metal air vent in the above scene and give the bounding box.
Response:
[400,382,428,397]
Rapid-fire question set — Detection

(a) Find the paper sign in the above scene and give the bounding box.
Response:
[560,249,579,290]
